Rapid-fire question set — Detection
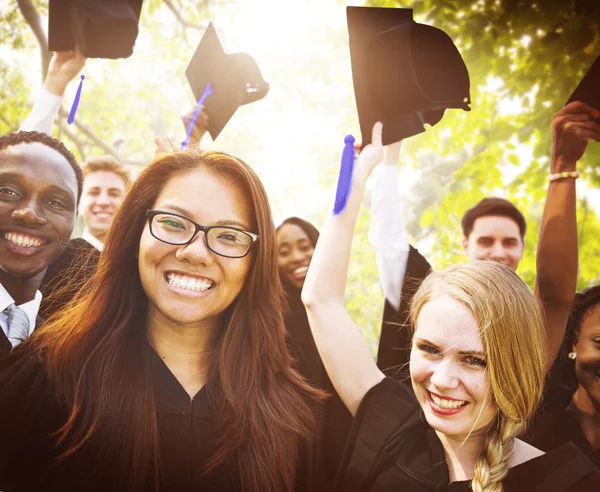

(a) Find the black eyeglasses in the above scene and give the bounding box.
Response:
[146,210,259,259]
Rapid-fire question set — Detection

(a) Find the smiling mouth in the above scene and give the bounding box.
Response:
[429,391,468,410]
[4,232,48,248]
[165,272,215,292]
[291,266,308,277]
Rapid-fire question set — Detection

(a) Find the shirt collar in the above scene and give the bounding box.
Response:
[0,282,43,336]
[82,229,104,252]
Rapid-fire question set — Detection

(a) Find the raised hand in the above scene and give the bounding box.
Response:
[552,101,600,172]
[353,121,384,182]
[44,47,87,96]
[153,137,178,159]
[182,106,210,147]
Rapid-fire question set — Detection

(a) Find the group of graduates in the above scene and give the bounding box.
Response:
[2,3,600,492]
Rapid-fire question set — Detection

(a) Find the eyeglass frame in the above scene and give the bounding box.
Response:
[146,209,259,259]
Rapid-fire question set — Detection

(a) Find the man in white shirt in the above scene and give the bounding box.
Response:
[371,102,598,378]
[0,131,82,356]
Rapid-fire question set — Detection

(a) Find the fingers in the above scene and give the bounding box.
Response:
[371,121,383,147]
[563,120,600,134]
[561,101,600,118]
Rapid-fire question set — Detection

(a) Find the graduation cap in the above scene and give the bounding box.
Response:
[566,53,600,118]
[185,22,270,141]
[347,6,471,146]
[49,0,143,59]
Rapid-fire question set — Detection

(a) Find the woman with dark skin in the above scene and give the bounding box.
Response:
[526,285,600,467]
[0,149,319,492]
[276,217,320,382]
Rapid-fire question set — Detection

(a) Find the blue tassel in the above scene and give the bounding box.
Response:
[333,135,356,215]
[67,75,85,125]
[181,83,214,148]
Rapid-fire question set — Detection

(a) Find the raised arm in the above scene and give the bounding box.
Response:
[20,48,86,135]
[535,101,600,370]
[302,123,386,415]
[368,141,410,311]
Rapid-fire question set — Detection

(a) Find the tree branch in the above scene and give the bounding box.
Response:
[60,124,88,160]
[16,0,51,79]
[164,0,203,31]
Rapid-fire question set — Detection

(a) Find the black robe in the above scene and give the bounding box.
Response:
[39,237,100,319]
[0,347,240,491]
[376,245,431,380]
[335,377,600,491]
[283,281,353,491]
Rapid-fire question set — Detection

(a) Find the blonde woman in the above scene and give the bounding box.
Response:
[302,123,600,491]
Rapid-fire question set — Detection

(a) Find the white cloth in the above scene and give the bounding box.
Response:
[0,283,42,340]
[19,87,64,136]
[368,164,410,312]
[82,229,104,252]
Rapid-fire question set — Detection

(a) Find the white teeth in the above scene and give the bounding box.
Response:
[5,233,43,248]
[293,266,308,275]
[431,393,467,409]
[166,273,213,292]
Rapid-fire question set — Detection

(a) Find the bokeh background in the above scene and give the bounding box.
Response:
[2,0,599,353]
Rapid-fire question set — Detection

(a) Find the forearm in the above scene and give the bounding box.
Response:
[535,158,578,363]
[19,87,63,136]
[303,176,368,307]
[368,164,409,309]
[302,167,384,415]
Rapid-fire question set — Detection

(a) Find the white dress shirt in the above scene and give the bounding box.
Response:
[82,229,104,252]
[19,87,64,136]
[368,164,410,311]
[0,283,42,338]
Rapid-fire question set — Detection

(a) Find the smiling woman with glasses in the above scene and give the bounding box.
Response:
[0,148,321,492]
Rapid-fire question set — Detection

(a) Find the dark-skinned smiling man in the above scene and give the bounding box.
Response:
[0,131,82,357]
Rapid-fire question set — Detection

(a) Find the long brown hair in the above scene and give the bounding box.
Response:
[31,149,320,491]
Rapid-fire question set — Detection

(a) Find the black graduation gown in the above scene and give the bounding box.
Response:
[523,354,600,468]
[0,348,239,491]
[283,282,353,491]
[39,237,100,319]
[335,377,600,492]
[376,245,432,379]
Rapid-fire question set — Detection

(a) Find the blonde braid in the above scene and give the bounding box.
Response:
[471,419,527,492]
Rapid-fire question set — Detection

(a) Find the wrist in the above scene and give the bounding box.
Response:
[551,156,577,174]
[43,77,69,96]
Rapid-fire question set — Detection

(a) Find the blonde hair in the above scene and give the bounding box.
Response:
[82,155,130,188]
[410,261,546,492]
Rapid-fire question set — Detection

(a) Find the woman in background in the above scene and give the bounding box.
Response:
[276,216,352,490]
[0,149,319,492]
[526,285,600,467]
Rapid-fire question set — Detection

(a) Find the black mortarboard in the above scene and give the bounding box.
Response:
[566,53,600,114]
[347,7,471,146]
[185,22,270,141]
[49,0,143,59]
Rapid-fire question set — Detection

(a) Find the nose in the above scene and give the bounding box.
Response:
[175,233,215,266]
[11,205,48,227]
[96,192,111,206]
[489,242,506,260]
[429,358,460,390]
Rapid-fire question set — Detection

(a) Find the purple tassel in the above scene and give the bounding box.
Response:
[67,75,85,125]
[181,83,214,148]
[333,135,356,215]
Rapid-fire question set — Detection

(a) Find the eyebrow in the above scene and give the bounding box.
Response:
[414,338,486,357]
[159,204,251,230]
[1,173,75,200]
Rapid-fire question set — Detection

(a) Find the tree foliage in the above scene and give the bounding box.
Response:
[1,0,599,355]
